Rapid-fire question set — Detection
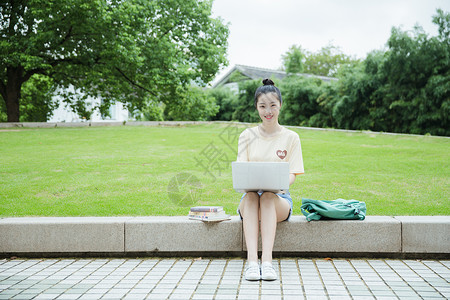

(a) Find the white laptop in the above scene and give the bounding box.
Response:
[231,162,290,193]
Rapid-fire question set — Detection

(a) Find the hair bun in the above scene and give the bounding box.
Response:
[262,78,275,86]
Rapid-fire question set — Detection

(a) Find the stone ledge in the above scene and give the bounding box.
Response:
[395,216,450,253]
[273,216,401,253]
[0,216,448,257]
[125,216,242,253]
[0,217,130,253]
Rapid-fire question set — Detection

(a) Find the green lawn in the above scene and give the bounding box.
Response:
[1,123,449,217]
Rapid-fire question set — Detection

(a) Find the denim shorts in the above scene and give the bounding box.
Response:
[237,191,293,222]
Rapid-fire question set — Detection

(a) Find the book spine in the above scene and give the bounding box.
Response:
[189,214,212,220]
[190,207,223,212]
[189,211,213,217]
[189,215,230,221]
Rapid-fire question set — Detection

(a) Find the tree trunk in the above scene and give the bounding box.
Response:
[3,66,24,122]
[5,91,20,122]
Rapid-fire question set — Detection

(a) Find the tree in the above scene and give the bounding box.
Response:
[281,45,304,74]
[330,9,449,135]
[281,43,359,77]
[311,80,340,128]
[304,44,360,77]
[279,76,324,126]
[164,86,219,121]
[0,0,229,122]
[133,98,164,121]
[19,74,57,122]
[208,87,238,121]
[333,60,374,130]
[231,80,260,123]
[379,8,449,135]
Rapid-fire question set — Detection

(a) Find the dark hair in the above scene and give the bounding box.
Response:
[254,79,282,107]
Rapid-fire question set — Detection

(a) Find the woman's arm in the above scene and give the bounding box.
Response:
[289,173,296,185]
[236,130,249,162]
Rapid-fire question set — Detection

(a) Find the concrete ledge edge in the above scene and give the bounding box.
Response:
[1,216,449,257]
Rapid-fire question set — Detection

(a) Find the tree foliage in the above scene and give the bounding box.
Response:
[330,8,449,135]
[0,0,229,121]
[282,44,359,77]
[231,80,260,123]
[281,45,304,74]
[164,86,219,121]
[379,10,449,135]
[19,74,57,122]
[133,99,164,122]
[208,87,237,121]
[305,44,360,77]
[279,76,324,126]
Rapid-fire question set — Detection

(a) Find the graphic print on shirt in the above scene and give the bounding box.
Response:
[276,150,287,160]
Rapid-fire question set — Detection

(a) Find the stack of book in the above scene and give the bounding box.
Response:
[188,206,231,222]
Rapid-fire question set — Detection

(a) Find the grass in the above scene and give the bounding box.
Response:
[0,123,449,217]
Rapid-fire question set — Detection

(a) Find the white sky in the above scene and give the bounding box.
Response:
[210,0,450,82]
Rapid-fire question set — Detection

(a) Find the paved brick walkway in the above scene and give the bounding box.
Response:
[0,258,448,300]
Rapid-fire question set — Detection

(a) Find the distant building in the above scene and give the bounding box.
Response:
[212,64,337,92]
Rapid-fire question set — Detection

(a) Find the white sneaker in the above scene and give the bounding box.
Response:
[261,261,277,281]
[245,261,260,281]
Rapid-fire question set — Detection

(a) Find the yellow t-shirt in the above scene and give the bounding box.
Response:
[237,126,304,175]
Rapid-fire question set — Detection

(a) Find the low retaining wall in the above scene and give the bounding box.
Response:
[0,121,213,129]
[0,216,449,258]
[3,121,447,139]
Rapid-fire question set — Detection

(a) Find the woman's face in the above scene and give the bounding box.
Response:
[256,93,281,124]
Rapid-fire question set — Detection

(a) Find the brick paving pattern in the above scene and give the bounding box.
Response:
[0,258,448,299]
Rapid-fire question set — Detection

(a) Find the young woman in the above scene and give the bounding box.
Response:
[237,79,304,281]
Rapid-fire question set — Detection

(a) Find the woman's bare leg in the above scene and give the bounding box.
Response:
[239,192,260,262]
[259,192,290,263]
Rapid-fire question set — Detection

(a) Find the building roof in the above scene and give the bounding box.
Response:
[211,64,337,88]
